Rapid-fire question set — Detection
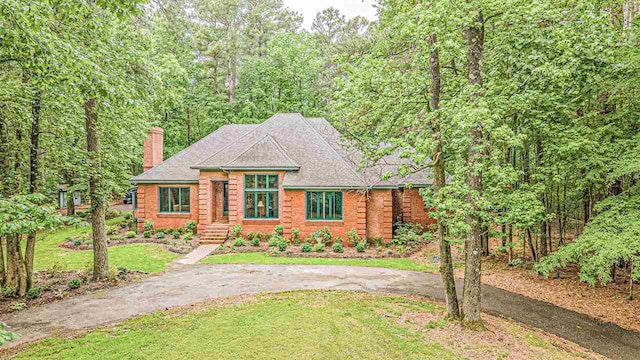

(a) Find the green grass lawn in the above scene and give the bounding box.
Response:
[31,217,177,273]
[200,252,438,272]
[13,291,460,359]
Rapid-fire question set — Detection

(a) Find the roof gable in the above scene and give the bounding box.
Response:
[222,135,299,170]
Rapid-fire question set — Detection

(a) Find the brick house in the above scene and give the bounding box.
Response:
[131,113,435,244]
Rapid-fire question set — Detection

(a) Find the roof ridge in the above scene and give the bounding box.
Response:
[222,134,298,168]
[300,117,366,186]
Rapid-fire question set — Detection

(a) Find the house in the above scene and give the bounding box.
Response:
[131,113,435,244]
[56,184,88,215]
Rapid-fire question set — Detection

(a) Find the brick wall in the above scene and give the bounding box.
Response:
[367,189,393,243]
[197,171,229,233]
[143,128,163,172]
[228,171,286,235]
[402,188,437,230]
[136,183,199,231]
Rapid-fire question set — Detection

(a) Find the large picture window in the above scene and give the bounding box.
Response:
[306,191,343,220]
[158,187,190,213]
[244,174,278,219]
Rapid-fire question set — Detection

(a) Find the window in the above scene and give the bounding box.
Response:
[306,191,343,220]
[158,187,190,213]
[244,174,278,218]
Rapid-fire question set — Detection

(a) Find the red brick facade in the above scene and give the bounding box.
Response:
[401,188,437,230]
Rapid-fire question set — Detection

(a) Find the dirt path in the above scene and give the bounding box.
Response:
[1,264,639,359]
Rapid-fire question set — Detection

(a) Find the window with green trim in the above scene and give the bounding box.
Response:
[244,174,279,219]
[158,187,190,213]
[306,191,343,220]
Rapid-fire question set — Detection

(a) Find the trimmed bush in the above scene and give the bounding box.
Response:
[332,243,343,253]
[314,243,325,252]
[68,278,82,289]
[301,242,312,253]
[143,220,154,233]
[185,221,197,234]
[268,235,284,247]
[311,227,332,245]
[73,239,82,246]
[273,224,284,236]
[155,231,165,239]
[106,225,118,235]
[143,230,152,238]
[251,237,260,246]
[172,231,181,239]
[234,237,245,247]
[125,231,136,239]
[231,224,242,238]
[291,228,300,244]
[347,228,360,245]
[183,232,193,241]
[277,241,287,251]
[355,242,366,253]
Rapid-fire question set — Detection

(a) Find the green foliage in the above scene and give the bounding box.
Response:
[355,242,366,253]
[143,220,154,233]
[273,224,284,236]
[143,230,152,238]
[183,232,193,241]
[234,237,245,247]
[231,225,243,239]
[313,243,325,252]
[311,227,332,245]
[346,228,359,245]
[251,237,261,247]
[301,242,313,253]
[393,223,424,246]
[185,221,197,234]
[67,278,82,289]
[125,231,136,239]
[0,322,17,345]
[268,235,284,247]
[0,194,62,236]
[291,228,300,245]
[171,231,181,239]
[26,287,42,299]
[155,232,165,240]
[536,187,640,286]
[277,240,287,252]
[332,243,343,253]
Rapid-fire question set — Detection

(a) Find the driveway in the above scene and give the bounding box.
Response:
[2,264,639,359]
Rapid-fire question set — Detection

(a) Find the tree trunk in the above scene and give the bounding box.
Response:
[85,98,109,280]
[186,105,191,145]
[26,88,42,290]
[462,10,485,327]
[428,33,460,320]
[0,237,4,287]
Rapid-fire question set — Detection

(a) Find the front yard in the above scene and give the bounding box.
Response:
[9,291,601,359]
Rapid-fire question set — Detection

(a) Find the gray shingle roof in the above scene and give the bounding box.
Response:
[131,113,433,188]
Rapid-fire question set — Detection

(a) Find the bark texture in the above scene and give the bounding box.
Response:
[428,33,460,319]
[85,98,109,280]
[462,10,485,326]
[26,88,42,289]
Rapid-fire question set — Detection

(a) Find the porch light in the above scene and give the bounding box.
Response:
[257,200,264,208]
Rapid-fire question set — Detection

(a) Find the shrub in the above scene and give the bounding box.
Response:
[268,235,284,247]
[277,240,287,251]
[371,237,383,246]
[166,227,175,234]
[234,237,245,247]
[273,224,284,236]
[231,224,242,238]
[301,242,312,253]
[143,220,154,233]
[251,237,260,246]
[73,239,82,246]
[314,243,325,252]
[183,232,193,241]
[334,236,344,244]
[347,228,360,245]
[185,221,197,234]
[393,223,424,245]
[311,227,332,245]
[124,213,133,221]
[68,278,82,289]
[143,230,152,238]
[176,226,186,234]
[117,267,129,280]
[9,303,26,311]
[332,243,343,253]
[395,245,405,254]
[355,242,366,253]
[155,231,166,239]
[125,231,136,239]
[26,287,42,299]
[106,210,121,219]
[1,287,15,298]
[0,321,17,344]
[172,231,181,239]
[291,228,300,244]
[106,225,118,235]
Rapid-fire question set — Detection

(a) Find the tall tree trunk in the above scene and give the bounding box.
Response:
[26,88,42,290]
[536,138,547,258]
[462,10,485,327]
[85,98,109,280]
[428,33,460,320]
[186,105,191,145]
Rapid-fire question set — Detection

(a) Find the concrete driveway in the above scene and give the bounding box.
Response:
[1,264,639,359]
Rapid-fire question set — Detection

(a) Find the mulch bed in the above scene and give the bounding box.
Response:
[213,240,429,259]
[60,236,198,255]
[0,269,147,315]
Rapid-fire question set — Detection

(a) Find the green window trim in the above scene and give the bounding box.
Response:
[158,186,191,213]
[244,174,279,219]
[306,191,343,221]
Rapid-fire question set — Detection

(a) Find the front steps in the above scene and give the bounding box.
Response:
[199,223,230,244]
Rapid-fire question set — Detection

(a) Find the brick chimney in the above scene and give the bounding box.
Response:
[143,127,164,172]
